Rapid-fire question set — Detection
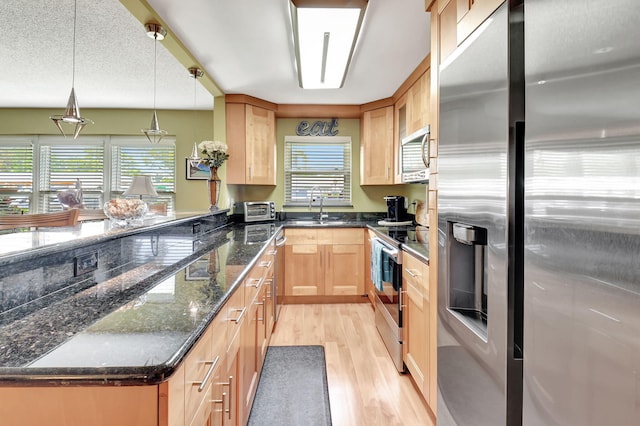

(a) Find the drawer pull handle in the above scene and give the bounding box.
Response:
[221,376,233,420]
[196,355,220,392]
[229,307,246,324]
[259,260,273,268]
[210,392,226,424]
[404,268,418,278]
[247,277,263,288]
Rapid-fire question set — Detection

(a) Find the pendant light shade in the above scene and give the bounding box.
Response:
[50,0,93,139]
[187,67,204,168]
[142,23,168,144]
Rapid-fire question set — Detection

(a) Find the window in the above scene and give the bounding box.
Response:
[284,136,352,206]
[0,136,176,214]
[39,137,105,211]
[0,138,33,214]
[111,138,176,213]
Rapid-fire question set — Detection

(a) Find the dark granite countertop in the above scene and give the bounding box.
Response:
[0,216,426,387]
[0,211,228,267]
[0,221,276,386]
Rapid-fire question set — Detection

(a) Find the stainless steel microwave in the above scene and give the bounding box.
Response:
[236,201,276,222]
[400,125,430,183]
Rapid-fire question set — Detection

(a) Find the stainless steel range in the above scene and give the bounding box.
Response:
[370,231,404,372]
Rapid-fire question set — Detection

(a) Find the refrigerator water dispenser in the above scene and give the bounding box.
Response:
[448,222,488,338]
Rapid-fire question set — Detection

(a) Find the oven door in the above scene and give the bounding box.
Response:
[371,238,405,372]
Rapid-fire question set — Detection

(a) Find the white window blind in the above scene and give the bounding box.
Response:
[39,141,104,211]
[111,139,176,213]
[0,141,33,214]
[284,136,352,206]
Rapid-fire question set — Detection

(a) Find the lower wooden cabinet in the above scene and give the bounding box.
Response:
[402,250,435,410]
[0,248,275,426]
[284,228,365,299]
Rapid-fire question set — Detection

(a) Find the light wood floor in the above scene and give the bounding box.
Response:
[270,303,435,426]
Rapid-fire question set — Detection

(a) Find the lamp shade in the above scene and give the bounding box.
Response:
[124,176,158,197]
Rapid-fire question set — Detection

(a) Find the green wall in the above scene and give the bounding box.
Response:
[0,107,426,214]
[0,107,216,213]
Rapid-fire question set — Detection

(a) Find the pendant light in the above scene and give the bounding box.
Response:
[50,0,93,139]
[142,23,168,144]
[187,67,204,168]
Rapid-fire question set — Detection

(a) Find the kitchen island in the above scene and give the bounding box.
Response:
[0,211,281,425]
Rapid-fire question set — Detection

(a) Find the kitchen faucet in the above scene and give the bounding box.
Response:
[308,186,328,221]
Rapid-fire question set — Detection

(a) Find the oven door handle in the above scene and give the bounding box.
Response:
[381,246,398,259]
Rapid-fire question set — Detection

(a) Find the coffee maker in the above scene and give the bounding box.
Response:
[384,196,408,222]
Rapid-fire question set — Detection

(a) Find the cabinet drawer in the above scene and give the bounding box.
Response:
[184,329,215,424]
[225,286,245,354]
[403,252,429,297]
[331,228,364,245]
[285,228,318,245]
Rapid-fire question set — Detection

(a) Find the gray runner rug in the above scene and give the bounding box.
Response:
[247,345,332,426]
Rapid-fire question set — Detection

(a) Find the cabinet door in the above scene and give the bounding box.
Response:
[324,244,364,296]
[438,0,458,66]
[408,71,431,134]
[284,244,323,296]
[239,296,260,426]
[361,106,394,185]
[246,105,276,185]
[402,253,430,400]
[185,328,213,425]
[222,338,240,426]
[256,283,269,370]
[457,0,503,45]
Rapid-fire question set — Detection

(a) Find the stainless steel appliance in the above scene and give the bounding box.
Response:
[235,201,276,222]
[438,1,640,425]
[522,1,640,425]
[437,2,524,425]
[370,235,404,372]
[401,125,430,183]
[384,196,408,223]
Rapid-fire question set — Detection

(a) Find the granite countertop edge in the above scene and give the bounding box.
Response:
[0,210,229,267]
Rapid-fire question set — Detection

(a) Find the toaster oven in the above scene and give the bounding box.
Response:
[236,201,276,222]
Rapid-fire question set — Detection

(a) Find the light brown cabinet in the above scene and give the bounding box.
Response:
[456,0,503,45]
[226,101,276,185]
[407,70,431,135]
[402,252,430,403]
[360,106,395,185]
[284,228,365,299]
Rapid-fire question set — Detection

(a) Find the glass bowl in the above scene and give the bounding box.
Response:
[103,199,148,226]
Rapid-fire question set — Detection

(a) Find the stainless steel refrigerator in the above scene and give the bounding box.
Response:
[437,0,640,425]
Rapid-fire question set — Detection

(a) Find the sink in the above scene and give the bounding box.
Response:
[285,220,350,226]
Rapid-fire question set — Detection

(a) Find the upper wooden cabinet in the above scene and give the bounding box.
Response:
[457,0,504,47]
[360,106,394,185]
[226,99,277,185]
[407,70,431,135]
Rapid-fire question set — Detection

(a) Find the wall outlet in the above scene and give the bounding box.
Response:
[74,251,98,276]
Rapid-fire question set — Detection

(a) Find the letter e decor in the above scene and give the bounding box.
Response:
[296,118,339,136]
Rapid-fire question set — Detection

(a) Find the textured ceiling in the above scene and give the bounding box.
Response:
[1,0,430,110]
[0,0,213,110]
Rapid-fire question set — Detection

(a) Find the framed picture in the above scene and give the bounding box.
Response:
[185,259,210,280]
[186,159,211,180]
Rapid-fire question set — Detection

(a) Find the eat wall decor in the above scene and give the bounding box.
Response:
[296,118,339,136]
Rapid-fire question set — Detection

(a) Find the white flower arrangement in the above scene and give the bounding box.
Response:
[198,140,229,168]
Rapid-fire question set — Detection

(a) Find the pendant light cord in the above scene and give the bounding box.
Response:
[153,32,158,112]
[72,0,77,87]
[193,72,197,142]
